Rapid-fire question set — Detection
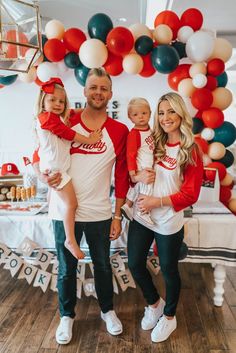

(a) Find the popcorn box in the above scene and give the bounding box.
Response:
[198,167,220,202]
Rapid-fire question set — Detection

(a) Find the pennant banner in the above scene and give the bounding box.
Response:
[16,237,38,257]
[0,243,11,265]
[18,263,38,284]
[36,249,53,270]
[147,255,160,275]
[4,253,23,277]
[33,269,52,293]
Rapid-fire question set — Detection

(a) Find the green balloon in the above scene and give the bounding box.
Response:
[216,71,228,87]
[213,121,236,147]
[74,64,90,87]
[88,13,113,43]
[151,45,179,74]
[0,74,18,85]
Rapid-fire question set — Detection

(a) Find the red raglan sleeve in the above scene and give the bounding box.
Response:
[113,123,129,199]
[38,111,76,141]
[126,129,141,172]
[170,148,204,212]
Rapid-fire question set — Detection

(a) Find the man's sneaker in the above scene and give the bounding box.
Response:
[55,316,74,345]
[121,204,133,221]
[151,315,177,343]
[141,298,165,330]
[101,310,123,335]
[137,211,154,225]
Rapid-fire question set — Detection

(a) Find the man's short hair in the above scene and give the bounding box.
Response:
[86,68,112,84]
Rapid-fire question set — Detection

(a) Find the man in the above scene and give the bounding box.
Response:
[33,68,129,344]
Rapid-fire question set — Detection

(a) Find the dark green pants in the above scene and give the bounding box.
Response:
[128,220,184,316]
[53,218,113,318]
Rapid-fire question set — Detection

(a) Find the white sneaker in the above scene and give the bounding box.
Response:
[137,211,154,225]
[121,204,133,221]
[101,310,123,335]
[151,315,177,343]
[55,316,74,345]
[141,298,165,330]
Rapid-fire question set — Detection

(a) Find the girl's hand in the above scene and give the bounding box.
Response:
[88,129,103,144]
[137,195,157,213]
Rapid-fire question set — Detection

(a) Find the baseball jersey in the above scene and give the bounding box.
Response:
[36,111,76,174]
[134,142,203,234]
[48,111,129,222]
[126,127,154,172]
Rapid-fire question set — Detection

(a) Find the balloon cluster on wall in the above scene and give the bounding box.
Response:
[0,8,236,213]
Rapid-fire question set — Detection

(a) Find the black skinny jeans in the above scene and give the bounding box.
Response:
[53,218,113,318]
[128,220,184,316]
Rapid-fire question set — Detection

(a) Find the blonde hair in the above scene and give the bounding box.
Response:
[127,97,151,115]
[34,84,70,124]
[153,92,199,174]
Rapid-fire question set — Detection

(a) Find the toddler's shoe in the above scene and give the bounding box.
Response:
[121,204,133,221]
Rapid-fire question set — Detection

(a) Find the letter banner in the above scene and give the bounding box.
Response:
[18,263,38,284]
[147,255,160,275]
[0,243,11,264]
[76,262,86,280]
[115,268,136,291]
[110,253,125,273]
[16,237,38,257]
[83,278,97,298]
[35,249,53,270]
[4,253,23,277]
[33,269,51,292]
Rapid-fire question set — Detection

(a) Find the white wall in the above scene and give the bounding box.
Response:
[0,70,235,172]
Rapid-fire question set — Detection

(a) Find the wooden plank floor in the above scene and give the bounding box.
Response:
[0,263,235,353]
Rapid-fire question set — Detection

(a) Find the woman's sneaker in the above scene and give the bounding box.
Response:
[151,315,177,343]
[101,310,123,335]
[141,298,165,330]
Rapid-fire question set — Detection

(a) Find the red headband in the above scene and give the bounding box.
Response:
[41,77,64,94]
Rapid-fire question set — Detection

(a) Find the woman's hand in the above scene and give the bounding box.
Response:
[133,168,155,185]
[137,195,157,213]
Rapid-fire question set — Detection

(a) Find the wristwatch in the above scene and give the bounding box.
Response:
[113,215,122,220]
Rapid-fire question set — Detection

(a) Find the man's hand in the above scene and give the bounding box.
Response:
[133,168,155,184]
[109,219,122,240]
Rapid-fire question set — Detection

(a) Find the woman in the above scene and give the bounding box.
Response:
[128,92,203,343]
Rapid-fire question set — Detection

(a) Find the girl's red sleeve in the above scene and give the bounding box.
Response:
[38,111,76,141]
[170,149,204,212]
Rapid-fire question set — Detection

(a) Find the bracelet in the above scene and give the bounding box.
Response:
[160,197,163,208]
[113,215,122,220]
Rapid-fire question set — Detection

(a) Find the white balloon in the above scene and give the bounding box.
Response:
[45,19,65,39]
[186,30,215,62]
[177,26,194,43]
[192,73,207,88]
[36,62,59,82]
[201,127,215,141]
[57,60,69,75]
[79,39,108,68]
[122,53,143,74]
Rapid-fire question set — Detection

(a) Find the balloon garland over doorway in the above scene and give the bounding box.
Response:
[1,8,236,213]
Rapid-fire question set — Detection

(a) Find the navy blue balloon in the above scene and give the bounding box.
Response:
[30,33,47,47]
[216,71,228,87]
[215,149,234,168]
[135,35,153,55]
[151,45,179,74]
[0,74,18,85]
[88,13,113,43]
[213,121,236,147]
[74,64,90,86]
[172,41,186,59]
[192,117,204,134]
[178,242,188,260]
[64,52,81,68]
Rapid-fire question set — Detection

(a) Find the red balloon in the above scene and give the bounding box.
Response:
[207,161,227,181]
[106,27,134,56]
[103,51,123,76]
[219,186,232,203]
[191,88,213,110]
[205,75,217,91]
[207,58,225,77]
[139,53,156,77]
[180,8,203,31]
[194,136,208,154]
[204,168,216,182]
[44,39,66,62]
[202,107,224,129]
[167,64,190,91]
[195,110,203,119]
[154,10,180,39]
[63,28,86,53]
[6,30,28,58]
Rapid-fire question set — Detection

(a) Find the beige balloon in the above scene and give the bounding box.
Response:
[221,173,233,186]
[18,66,37,83]
[129,23,152,40]
[189,62,207,77]
[178,78,196,97]
[45,19,65,40]
[208,142,226,160]
[208,38,233,62]
[228,198,236,213]
[212,87,233,110]
[79,39,108,69]
[153,24,173,44]
[122,53,143,74]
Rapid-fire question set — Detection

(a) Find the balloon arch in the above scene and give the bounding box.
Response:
[1,8,236,213]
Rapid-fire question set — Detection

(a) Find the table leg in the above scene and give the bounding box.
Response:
[213,264,226,307]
